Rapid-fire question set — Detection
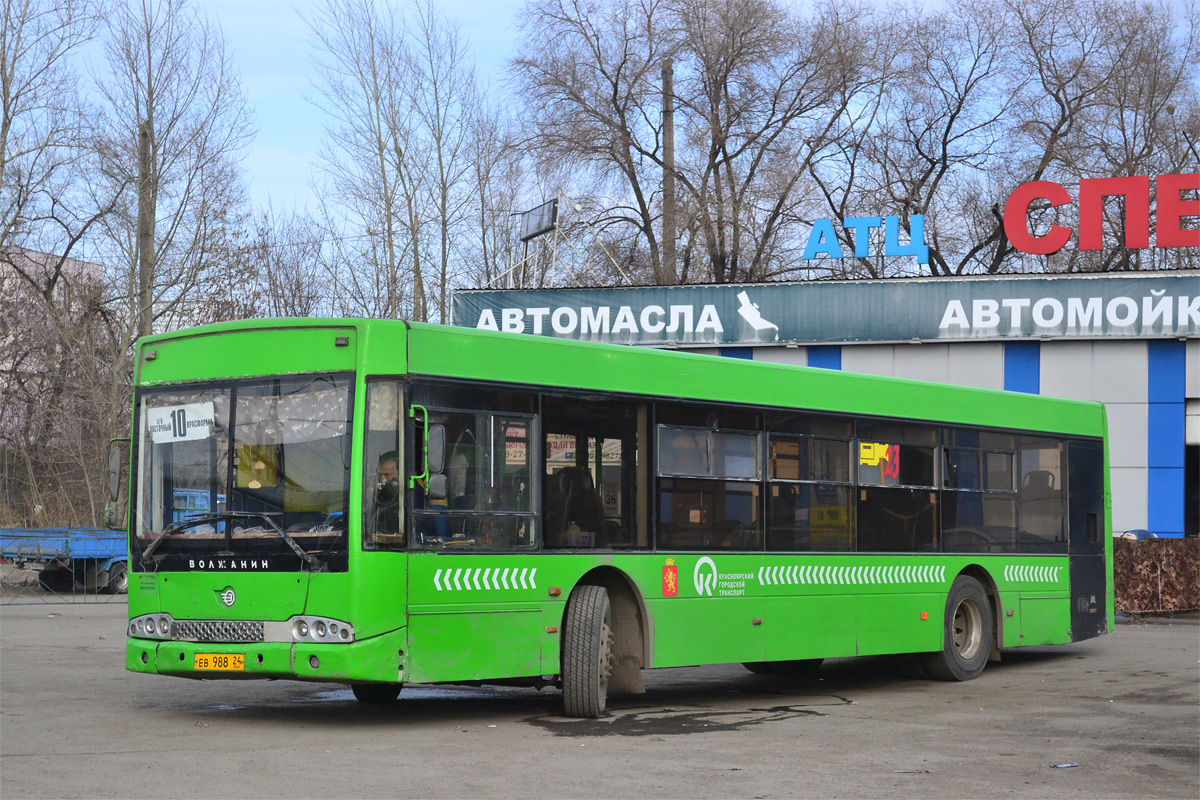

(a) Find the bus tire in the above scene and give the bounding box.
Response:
[351,683,402,704]
[106,563,129,594]
[922,575,993,681]
[562,584,612,719]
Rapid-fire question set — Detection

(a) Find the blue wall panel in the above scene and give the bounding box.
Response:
[1147,340,1187,402]
[721,347,754,360]
[1147,468,1185,536]
[1004,341,1040,394]
[1147,340,1185,537]
[807,345,842,370]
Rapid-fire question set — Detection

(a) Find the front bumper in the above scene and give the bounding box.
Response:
[126,626,407,684]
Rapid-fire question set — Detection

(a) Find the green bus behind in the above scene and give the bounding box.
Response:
[119,319,1111,717]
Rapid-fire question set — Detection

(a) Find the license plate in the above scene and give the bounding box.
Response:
[193,653,244,671]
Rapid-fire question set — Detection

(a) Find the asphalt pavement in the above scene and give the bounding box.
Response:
[1,601,1196,799]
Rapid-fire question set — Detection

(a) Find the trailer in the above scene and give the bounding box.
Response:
[0,528,128,593]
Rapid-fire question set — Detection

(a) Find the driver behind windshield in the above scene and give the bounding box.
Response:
[374,451,400,535]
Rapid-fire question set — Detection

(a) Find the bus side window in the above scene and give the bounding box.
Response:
[655,422,762,551]
[407,393,538,551]
[941,447,1017,553]
[766,435,854,552]
[1017,439,1066,553]
[855,424,938,552]
[542,395,644,550]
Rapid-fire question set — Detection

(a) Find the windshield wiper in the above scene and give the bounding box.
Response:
[141,511,323,570]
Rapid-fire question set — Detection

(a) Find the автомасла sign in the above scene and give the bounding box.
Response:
[452,272,1200,347]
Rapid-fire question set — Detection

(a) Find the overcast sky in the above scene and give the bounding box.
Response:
[195,0,525,213]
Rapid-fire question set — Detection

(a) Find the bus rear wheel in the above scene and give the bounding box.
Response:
[351,683,402,704]
[922,575,993,681]
[562,584,612,718]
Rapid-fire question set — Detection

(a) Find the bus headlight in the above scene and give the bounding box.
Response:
[288,615,354,644]
[129,613,175,641]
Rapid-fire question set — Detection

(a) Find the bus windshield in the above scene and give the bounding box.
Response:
[131,374,353,572]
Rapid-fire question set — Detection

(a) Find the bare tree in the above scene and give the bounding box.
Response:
[0,0,128,526]
[513,0,1198,283]
[1,0,112,265]
[461,101,522,289]
[0,249,126,525]
[512,0,888,285]
[252,210,329,318]
[308,0,423,319]
[309,0,487,322]
[409,0,478,321]
[512,0,672,282]
[92,0,253,339]
[809,0,1011,278]
[672,0,886,282]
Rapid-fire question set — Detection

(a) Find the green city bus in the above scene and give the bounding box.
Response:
[115,318,1111,717]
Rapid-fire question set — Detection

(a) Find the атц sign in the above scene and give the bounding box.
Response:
[452,272,1200,347]
[779,173,1199,264]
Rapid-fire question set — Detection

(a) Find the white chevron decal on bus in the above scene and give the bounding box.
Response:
[757,563,947,586]
[433,567,538,592]
[1003,564,1062,583]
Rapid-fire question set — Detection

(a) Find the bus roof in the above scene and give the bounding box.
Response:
[136,317,1106,439]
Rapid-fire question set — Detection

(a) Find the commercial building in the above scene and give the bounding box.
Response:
[453,271,1200,537]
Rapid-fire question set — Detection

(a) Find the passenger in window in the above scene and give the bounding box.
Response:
[373,451,401,536]
[546,468,606,548]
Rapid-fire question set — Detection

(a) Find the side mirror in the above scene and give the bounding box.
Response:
[427,424,446,474]
[427,473,449,501]
[105,438,131,530]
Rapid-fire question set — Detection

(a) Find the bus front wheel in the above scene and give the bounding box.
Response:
[922,575,993,681]
[562,584,613,718]
[351,684,402,704]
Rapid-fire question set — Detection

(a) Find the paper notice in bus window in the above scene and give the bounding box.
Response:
[859,442,890,466]
[601,483,619,515]
[148,402,216,443]
[860,441,900,483]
